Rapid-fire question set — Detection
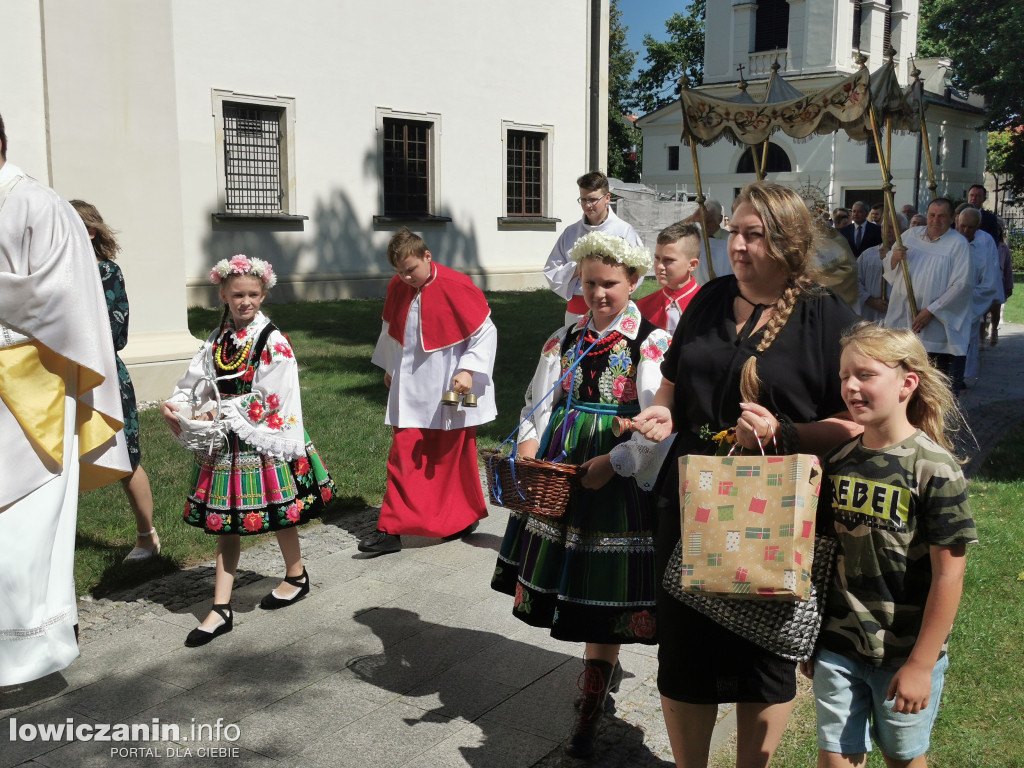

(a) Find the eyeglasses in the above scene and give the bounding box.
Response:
[577,194,608,208]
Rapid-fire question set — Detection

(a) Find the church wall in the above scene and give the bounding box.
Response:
[4,0,606,400]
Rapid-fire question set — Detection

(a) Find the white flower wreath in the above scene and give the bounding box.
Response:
[208,254,278,289]
[569,231,652,273]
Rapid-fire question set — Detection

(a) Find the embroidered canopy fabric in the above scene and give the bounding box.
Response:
[844,60,923,142]
[680,69,871,147]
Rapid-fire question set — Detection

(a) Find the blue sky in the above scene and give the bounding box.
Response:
[618,0,692,72]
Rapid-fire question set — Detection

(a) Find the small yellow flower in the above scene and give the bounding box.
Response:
[712,429,736,446]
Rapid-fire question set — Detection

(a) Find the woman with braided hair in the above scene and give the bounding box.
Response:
[634,181,860,767]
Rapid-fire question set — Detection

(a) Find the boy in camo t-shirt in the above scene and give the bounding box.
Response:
[809,324,977,766]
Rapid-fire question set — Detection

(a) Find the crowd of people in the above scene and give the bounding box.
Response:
[1,102,1004,766]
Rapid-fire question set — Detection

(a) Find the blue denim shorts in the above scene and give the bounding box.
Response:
[813,648,949,760]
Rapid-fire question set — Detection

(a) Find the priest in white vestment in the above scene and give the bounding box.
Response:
[882,199,972,391]
[957,207,1004,380]
[0,116,130,686]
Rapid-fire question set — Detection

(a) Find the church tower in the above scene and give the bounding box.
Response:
[702,0,919,86]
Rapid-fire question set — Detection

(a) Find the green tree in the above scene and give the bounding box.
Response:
[629,0,706,116]
[919,0,1024,190]
[608,0,642,181]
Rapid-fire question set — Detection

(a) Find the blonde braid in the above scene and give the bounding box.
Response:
[739,281,805,403]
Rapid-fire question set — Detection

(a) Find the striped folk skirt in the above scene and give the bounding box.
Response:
[183,432,335,536]
[491,401,657,645]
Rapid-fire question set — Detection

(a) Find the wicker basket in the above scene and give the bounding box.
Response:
[481,450,580,519]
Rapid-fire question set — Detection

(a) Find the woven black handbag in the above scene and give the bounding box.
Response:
[663,533,838,662]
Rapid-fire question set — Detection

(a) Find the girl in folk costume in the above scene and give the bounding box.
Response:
[358,228,497,556]
[161,255,335,647]
[492,232,671,759]
[635,221,701,334]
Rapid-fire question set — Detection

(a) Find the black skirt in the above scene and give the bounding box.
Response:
[654,446,796,705]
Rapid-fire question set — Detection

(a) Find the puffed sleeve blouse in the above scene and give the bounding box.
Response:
[661,276,858,437]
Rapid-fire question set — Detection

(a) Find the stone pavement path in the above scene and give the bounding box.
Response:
[2,323,1021,768]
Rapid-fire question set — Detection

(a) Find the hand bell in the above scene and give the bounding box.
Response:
[611,416,634,437]
[461,392,478,407]
[441,389,461,407]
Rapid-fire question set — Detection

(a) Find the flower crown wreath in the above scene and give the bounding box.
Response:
[569,231,652,273]
[209,254,278,289]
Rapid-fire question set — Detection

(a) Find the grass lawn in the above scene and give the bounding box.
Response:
[999,272,1024,324]
[712,424,1024,768]
[75,289,573,596]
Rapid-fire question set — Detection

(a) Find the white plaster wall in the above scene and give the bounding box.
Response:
[1,0,50,182]
[168,0,597,305]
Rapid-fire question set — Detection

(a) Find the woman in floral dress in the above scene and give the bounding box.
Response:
[161,255,334,647]
[491,232,671,758]
[71,200,160,563]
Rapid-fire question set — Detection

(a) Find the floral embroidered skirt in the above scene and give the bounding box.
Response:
[491,401,657,645]
[183,432,335,535]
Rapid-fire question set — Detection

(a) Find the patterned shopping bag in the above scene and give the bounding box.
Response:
[676,453,823,600]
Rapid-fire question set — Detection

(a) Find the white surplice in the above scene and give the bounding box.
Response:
[695,235,732,285]
[372,294,498,430]
[964,230,1003,378]
[882,226,973,355]
[857,244,887,323]
[542,208,644,301]
[0,162,129,686]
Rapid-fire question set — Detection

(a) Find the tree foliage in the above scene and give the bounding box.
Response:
[919,0,1024,191]
[629,0,706,117]
[607,0,642,181]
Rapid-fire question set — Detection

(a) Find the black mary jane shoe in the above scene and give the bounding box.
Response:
[259,568,310,610]
[184,604,233,648]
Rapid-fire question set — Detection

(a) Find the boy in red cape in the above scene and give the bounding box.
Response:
[359,228,498,556]
[635,222,701,334]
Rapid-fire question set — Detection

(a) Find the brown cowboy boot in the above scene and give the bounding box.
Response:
[565,658,615,759]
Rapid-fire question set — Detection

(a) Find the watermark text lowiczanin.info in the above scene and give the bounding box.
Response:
[8,716,241,746]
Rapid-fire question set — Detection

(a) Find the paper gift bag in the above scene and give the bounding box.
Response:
[677,453,823,600]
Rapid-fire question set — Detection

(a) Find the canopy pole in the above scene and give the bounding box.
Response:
[689,138,715,280]
[759,139,769,181]
[868,100,918,317]
[749,145,763,181]
[881,115,893,301]
[910,60,938,201]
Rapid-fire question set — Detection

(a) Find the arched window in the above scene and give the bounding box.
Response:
[754,0,790,52]
[736,143,792,174]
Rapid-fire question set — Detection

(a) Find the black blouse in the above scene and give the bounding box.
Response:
[660,276,858,438]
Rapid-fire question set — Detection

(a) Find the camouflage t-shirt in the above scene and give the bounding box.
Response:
[817,430,977,668]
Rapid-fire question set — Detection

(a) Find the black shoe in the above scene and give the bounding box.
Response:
[565,658,616,759]
[185,604,232,648]
[358,530,402,556]
[259,568,310,609]
[442,521,479,541]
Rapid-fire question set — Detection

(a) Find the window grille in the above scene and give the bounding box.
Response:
[506,130,544,216]
[223,104,284,214]
[383,118,432,215]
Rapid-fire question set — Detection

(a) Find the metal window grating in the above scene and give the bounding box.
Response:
[383,118,431,215]
[224,104,283,214]
[506,131,544,216]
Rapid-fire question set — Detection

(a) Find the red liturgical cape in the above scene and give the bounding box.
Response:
[635,279,700,331]
[383,262,490,352]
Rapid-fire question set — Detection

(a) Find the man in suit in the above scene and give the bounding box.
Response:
[840,201,883,257]
[967,184,1002,242]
